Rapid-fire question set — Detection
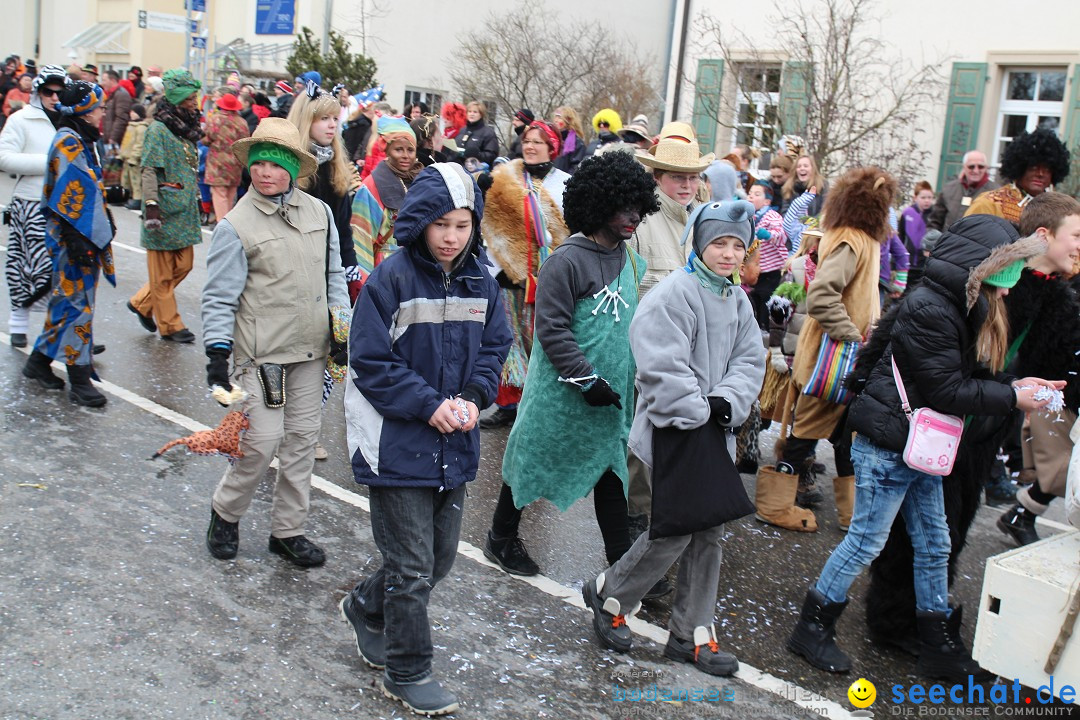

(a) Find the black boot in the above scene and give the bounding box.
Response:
[787,587,852,673]
[206,508,239,560]
[66,364,106,407]
[795,459,824,508]
[915,609,994,682]
[22,350,65,390]
[996,503,1039,546]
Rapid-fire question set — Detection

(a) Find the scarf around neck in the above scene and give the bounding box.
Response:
[372,159,422,211]
[155,98,204,142]
[310,141,334,165]
[689,255,736,296]
[524,160,553,179]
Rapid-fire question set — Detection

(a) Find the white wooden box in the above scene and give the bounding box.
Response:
[973,529,1080,702]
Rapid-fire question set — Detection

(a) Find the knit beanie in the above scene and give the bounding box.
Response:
[377,115,416,146]
[248,142,301,182]
[56,81,104,116]
[162,68,200,104]
[682,199,755,257]
[983,259,1026,289]
[515,108,535,124]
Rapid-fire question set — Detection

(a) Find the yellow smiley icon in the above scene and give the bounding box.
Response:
[848,677,876,708]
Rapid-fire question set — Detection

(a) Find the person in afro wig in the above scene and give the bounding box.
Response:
[966,128,1071,226]
[485,151,662,580]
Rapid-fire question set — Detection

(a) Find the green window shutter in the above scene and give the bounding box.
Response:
[692,59,724,153]
[937,62,988,190]
[779,61,812,137]
[1059,64,1080,198]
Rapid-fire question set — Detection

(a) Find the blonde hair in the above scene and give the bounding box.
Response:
[466,100,486,121]
[287,92,350,196]
[975,285,1010,373]
[782,154,826,202]
[554,106,584,138]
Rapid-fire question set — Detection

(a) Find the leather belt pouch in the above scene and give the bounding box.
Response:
[257,363,286,408]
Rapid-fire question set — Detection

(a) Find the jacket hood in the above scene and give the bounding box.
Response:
[921,214,1018,309]
[393,162,484,250]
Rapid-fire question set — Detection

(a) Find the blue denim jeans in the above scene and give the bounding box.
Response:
[350,485,466,683]
[814,435,951,613]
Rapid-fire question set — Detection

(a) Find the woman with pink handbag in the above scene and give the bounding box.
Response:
[786,215,1064,682]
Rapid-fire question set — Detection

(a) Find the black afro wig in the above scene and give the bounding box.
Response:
[1000,128,1071,185]
[562,151,661,235]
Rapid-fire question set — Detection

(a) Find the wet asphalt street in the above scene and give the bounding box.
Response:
[1,174,1077,720]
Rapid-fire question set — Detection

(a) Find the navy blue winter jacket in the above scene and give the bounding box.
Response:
[345,163,512,488]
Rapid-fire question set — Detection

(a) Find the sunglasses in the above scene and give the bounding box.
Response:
[37,87,60,98]
[965,164,986,169]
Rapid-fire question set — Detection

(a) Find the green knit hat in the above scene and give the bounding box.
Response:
[247,142,300,182]
[982,259,1025,289]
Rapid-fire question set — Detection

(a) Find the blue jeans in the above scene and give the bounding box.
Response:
[814,435,951,613]
[350,485,466,683]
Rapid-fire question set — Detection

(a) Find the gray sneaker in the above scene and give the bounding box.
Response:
[339,592,385,669]
[381,675,459,716]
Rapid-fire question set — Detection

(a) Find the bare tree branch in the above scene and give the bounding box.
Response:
[695,0,950,195]
[449,1,663,146]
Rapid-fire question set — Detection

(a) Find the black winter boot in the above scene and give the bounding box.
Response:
[66,364,106,407]
[996,503,1039,546]
[787,587,852,673]
[22,350,65,390]
[915,609,994,682]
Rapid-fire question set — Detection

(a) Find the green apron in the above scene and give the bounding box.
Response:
[502,246,644,511]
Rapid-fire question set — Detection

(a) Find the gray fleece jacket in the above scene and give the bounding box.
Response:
[628,268,765,467]
[533,233,637,380]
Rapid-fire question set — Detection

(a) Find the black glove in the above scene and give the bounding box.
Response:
[329,337,348,366]
[476,171,493,192]
[206,345,232,401]
[144,203,162,230]
[582,377,622,409]
[495,270,519,289]
[708,396,732,426]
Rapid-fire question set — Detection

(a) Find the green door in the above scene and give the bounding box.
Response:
[692,59,724,153]
[937,63,988,190]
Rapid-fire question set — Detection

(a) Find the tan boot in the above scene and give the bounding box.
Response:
[755,465,817,532]
[833,476,855,532]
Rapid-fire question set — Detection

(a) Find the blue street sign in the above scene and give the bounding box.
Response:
[255,0,296,35]
[191,36,207,49]
[185,0,207,11]
[190,20,198,33]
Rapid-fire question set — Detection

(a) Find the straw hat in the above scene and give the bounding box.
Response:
[232,118,318,179]
[636,121,715,173]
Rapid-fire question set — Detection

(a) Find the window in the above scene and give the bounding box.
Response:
[403,87,443,115]
[732,64,781,176]
[992,68,1067,170]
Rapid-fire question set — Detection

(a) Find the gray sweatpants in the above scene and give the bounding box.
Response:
[600,524,725,642]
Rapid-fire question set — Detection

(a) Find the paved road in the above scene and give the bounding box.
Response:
[1,176,1076,719]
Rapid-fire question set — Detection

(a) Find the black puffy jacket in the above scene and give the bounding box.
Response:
[847,215,1019,453]
[458,120,499,168]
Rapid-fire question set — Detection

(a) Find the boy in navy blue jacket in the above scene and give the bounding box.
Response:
[339,162,511,716]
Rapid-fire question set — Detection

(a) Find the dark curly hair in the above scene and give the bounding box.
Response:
[1000,128,1071,185]
[562,151,661,235]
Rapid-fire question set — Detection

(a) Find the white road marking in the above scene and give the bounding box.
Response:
[1,329,861,719]
[112,241,147,255]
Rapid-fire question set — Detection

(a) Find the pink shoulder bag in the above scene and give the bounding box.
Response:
[891,356,964,476]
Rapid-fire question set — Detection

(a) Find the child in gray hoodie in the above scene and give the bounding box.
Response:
[583,200,765,676]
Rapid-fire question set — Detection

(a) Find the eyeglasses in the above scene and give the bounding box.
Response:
[38,87,59,98]
[664,174,701,186]
[965,164,986,170]
[521,139,548,146]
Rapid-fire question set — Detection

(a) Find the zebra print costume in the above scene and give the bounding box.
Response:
[5,197,52,308]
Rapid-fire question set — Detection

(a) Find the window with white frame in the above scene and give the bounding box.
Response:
[992,68,1067,171]
[403,87,443,115]
[732,64,781,176]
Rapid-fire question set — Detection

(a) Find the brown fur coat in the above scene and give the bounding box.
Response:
[482,160,569,285]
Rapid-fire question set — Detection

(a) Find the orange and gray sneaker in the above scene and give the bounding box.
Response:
[582,573,634,652]
[664,625,739,677]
